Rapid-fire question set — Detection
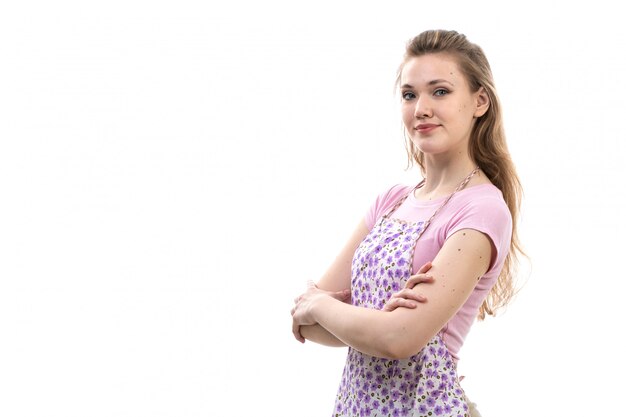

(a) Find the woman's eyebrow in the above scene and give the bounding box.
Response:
[400,79,455,89]
[428,79,454,86]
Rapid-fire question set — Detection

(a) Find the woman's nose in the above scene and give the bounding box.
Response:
[414,97,432,119]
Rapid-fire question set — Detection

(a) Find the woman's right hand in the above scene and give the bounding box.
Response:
[291,282,350,343]
[383,262,434,312]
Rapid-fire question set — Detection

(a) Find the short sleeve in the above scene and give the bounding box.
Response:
[364,184,413,230]
[444,194,513,273]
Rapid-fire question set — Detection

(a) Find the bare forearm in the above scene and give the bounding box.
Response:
[300,324,347,347]
[301,229,492,359]
[312,297,410,358]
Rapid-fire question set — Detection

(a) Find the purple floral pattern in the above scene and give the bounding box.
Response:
[333,217,469,417]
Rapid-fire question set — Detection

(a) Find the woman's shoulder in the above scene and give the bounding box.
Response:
[364,183,416,229]
[377,183,415,202]
[457,183,508,209]
[446,183,512,235]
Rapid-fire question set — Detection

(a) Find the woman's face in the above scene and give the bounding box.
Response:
[400,53,488,158]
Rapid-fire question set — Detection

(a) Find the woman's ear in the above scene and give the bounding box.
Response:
[474,87,490,118]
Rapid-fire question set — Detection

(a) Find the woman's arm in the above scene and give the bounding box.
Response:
[292,228,492,359]
[298,263,434,345]
[299,324,347,347]
[293,219,370,346]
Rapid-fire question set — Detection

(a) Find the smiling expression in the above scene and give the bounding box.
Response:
[400,53,489,158]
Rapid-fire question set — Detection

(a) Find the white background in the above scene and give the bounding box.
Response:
[1,1,624,416]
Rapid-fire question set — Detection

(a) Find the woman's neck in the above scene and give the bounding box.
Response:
[416,157,480,201]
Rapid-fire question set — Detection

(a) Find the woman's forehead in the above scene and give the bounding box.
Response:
[400,53,465,86]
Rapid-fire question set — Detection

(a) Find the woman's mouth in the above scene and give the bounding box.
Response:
[415,124,439,133]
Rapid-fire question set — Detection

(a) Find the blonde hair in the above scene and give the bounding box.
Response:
[397,30,524,319]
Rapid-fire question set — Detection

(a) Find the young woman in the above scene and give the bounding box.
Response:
[291,29,523,417]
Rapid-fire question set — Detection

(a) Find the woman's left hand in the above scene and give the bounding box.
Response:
[291,281,350,343]
[383,262,434,312]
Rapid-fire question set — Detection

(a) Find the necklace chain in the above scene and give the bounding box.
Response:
[382,167,481,245]
[416,167,480,239]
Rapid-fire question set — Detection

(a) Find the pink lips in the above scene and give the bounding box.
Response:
[415,124,439,133]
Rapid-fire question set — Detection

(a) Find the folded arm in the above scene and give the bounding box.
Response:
[299,324,347,347]
[294,220,370,346]
[293,228,492,359]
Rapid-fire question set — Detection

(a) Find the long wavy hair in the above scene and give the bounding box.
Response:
[396,30,524,319]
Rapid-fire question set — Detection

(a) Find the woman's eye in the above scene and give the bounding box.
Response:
[434,89,449,96]
[402,91,415,100]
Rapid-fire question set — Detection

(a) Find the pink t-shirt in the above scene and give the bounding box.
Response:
[364,183,512,361]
